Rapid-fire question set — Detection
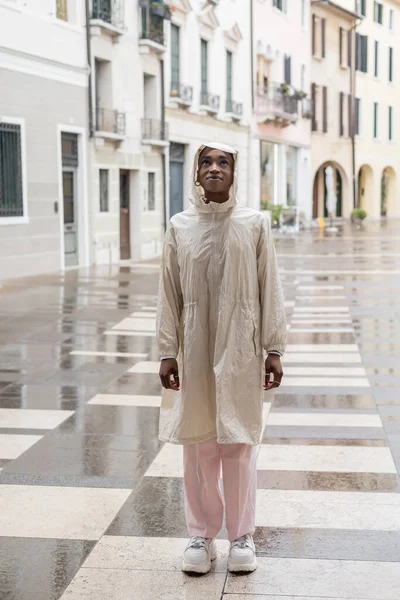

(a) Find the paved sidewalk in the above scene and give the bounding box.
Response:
[0,222,399,599]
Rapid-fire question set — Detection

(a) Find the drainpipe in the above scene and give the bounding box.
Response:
[350,19,362,210]
[160,58,168,232]
[85,0,94,138]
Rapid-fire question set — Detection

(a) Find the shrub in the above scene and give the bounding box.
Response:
[351,208,367,220]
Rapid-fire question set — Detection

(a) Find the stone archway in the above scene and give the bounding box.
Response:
[381,166,396,217]
[357,165,374,215]
[313,162,347,219]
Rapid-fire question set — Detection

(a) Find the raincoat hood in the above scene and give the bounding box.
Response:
[189,142,238,213]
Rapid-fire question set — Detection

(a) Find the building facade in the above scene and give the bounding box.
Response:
[0,0,89,279]
[250,0,312,219]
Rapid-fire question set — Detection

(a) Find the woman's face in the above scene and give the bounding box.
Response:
[197,148,234,195]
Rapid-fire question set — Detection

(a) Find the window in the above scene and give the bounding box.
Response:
[339,92,345,136]
[170,24,180,95]
[389,9,395,30]
[311,83,318,131]
[200,39,208,103]
[373,102,379,139]
[374,1,383,24]
[339,27,349,68]
[263,76,268,94]
[389,47,394,81]
[148,173,155,211]
[355,97,361,135]
[389,106,393,140]
[374,40,379,77]
[273,0,287,12]
[356,0,366,16]
[284,55,291,85]
[0,122,24,219]
[226,51,233,112]
[56,0,68,21]
[99,169,109,212]
[312,15,326,58]
[356,33,368,72]
[323,86,328,133]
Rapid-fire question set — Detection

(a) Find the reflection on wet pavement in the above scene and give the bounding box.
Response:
[0,222,399,599]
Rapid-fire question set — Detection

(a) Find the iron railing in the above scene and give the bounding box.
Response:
[200,91,220,112]
[226,99,243,116]
[256,84,298,120]
[96,108,126,135]
[170,83,193,105]
[302,97,313,119]
[0,123,23,218]
[141,25,165,45]
[141,118,169,141]
[92,0,124,29]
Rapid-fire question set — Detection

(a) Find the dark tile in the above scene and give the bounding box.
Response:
[263,426,385,440]
[0,384,98,410]
[256,470,400,492]
[254,527,400,562]
[272,394,377,410]
[56,405,159,437]
[104,373,162,396]
[0,537,94,600]
[262,437,386,446]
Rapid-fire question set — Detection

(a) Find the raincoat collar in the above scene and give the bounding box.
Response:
[189,142,238,214]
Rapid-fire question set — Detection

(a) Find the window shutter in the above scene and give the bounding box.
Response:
[312,15,316,56]
[363,36,368,73]
[348,94,352,137]
[389,47,393,82]
[339,27,343,66]
[339,92,344,136]
[321,18,326,58]
[311,83,318,131]
[323,86,328,133]
[348,30,352,67]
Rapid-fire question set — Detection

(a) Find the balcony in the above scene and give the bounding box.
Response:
[170,83,193,107]
[200,91,220,115]
[91,0,124,36]
[95,108,126,141]
[302,97,314,120]
[226,99,243,121]
[141,118,169,147]
[139,1,171,54]
[255,84,299,127]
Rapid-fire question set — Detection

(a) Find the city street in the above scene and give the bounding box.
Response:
[0,221,399,600]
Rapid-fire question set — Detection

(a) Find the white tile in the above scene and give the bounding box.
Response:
[128,361,159,374]
[257,445,396,473]
[225,557,400,599]
[257,489,400,507]
[296,295,347,300]
[111,318,155,332]
[0,485,131,540]
[61,569,226,600]
[140,306,157,311]
[284,353,362,364]
[145,443,184,478]
[88,394,161,407]
[281,377,370,387]
[288,328,354,333]
[283,367,366,376]
[284,301,296,307]
[70,351,147,358]
[286,344,359,352]
[291,319,352,324]
[298,285,344,291]
[130,312,156,318]
[105,330,156,337]
[267,412,381,428]
[83,536,228,572]
[293,306,349,313]
[0,434,42,459]
[0,409,74,430]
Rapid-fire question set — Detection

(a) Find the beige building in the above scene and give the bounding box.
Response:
[311,0,359,219]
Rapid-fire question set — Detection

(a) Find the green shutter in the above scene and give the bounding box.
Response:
[0,123,23,218]
[226,51,233,112]
[171,24,180,93]
[201,39,208,101]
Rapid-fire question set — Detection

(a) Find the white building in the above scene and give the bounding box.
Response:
[164,0,252,216]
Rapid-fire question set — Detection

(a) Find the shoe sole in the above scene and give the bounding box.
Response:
[182,548,217,574]
[228,557,258,573]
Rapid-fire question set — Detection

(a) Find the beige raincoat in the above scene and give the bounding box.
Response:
[156,142,286,445]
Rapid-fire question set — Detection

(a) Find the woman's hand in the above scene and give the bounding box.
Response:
[264,355,283,391]
[159,358,180,391]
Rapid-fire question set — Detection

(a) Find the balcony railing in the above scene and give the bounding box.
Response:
[96,108,126,136]
[141,118,169,142]
[139,1,170,48]
[302,97,313,119]
[256,84,298,127]
[226,99,243,117]
[200,91,220,113]
[170,83,193,106]
[141,26,165,46]
[92,0,124,30]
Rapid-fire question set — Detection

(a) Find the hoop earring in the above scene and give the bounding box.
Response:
[195,181,201,187]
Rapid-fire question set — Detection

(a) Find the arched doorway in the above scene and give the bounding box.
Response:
[313,162,345,219]
[357,165,374,214]
[381,167,396,217]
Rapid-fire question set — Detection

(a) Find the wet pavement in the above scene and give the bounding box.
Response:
[0,221,399,600]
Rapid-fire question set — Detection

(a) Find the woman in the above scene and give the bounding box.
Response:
[157,142,286,574]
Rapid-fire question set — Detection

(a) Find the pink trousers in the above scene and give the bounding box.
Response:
[183,438,258,542]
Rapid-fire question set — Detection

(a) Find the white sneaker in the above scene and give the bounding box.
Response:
[228,534,257,572]
[182,537,217,574]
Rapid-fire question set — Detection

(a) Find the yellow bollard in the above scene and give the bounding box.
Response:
[318,217,325,232]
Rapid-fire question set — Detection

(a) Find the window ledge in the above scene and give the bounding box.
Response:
[199,105,219,115]
[0,216,29,226]
[142,138,169,148]
[139,39,166,55]
[94,131,125,142]
[90,19,124,36]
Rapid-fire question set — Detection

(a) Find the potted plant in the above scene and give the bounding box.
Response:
[280,82,291,96]
[150,0,171,19]
[351,208,367,227]
[295,90,307,100]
